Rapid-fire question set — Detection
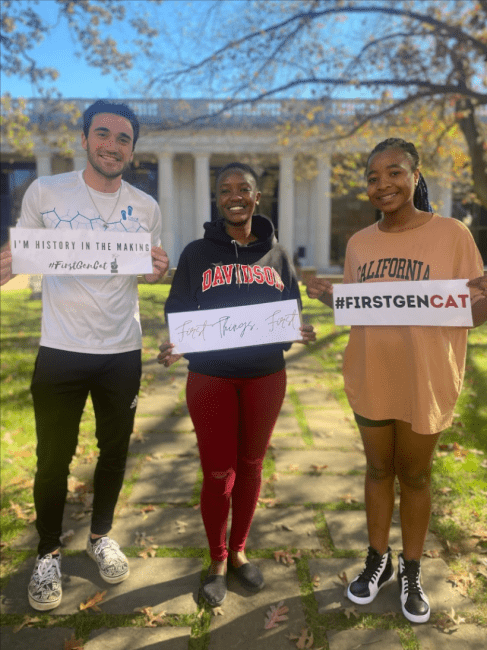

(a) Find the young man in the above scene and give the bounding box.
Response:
[0,100,169,610]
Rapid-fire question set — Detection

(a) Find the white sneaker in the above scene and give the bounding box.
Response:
[398,553,430,623]
[347,546,395,605]
[28,553,62,611]
[86,535,130,584]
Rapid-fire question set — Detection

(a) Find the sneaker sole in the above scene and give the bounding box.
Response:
[347,570,396,605]
[86,547,130,584]
[401,602,430,624]
[28,593,62,611]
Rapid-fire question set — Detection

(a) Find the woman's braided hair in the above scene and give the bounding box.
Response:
[366,138,432,212]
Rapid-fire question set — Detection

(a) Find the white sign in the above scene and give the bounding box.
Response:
[168,299,302,353]
[333,279,473,327]
[10,227,153,275]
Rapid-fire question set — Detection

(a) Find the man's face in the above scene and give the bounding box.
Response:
[82,113,134,180]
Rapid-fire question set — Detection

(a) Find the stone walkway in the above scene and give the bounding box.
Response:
[1,346,485,649]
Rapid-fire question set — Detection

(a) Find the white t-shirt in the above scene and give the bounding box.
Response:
[18,170,162,354]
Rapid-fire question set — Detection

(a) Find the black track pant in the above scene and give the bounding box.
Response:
[31,346,141,557]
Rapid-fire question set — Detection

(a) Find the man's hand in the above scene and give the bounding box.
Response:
[0,243,16,286]
[144,246,169,284]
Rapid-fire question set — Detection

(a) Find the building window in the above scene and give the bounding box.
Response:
[1,162,36,246]
[122,162,158,201]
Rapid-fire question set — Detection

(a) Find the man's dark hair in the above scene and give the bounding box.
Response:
[216,162,259,188]
[83,100,140,149]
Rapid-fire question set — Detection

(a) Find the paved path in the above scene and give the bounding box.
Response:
[1,346,484,649]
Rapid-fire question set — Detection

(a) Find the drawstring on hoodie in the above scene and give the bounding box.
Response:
[231,240,242,289]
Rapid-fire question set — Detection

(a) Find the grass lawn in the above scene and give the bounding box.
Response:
[1,284,486,642]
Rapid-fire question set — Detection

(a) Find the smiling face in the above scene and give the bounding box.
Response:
[366,148,419,215]
[216,170,261,228]
[82,112,134,183]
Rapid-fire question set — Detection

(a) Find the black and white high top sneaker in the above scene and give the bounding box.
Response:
[398,553,430,623]
[347,546,395,604]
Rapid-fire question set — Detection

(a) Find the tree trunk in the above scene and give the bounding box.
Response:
[456,98,487,209]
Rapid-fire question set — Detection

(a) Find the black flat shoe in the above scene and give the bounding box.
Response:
[228,561,265,592]
[200,572,227,607]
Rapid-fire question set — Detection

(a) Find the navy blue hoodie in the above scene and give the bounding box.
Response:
[165,214,301,378]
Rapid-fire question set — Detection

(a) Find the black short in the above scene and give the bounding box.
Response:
[354,412,395,427]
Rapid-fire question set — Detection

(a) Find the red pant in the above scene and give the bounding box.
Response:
[186,369,286,561]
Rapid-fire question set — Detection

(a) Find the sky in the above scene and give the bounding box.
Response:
[1,0,187,99]
[3,1,480,104]
[1,0,374,101]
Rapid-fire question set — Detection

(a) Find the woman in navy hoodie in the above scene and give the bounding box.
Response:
[158,162,314,607]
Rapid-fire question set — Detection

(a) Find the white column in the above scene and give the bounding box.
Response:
[35,154,51,177]
[278,154,294,255]
[194,153,211,239]
[315,155,332,272]
[157,152,176,267]
[73,155,86,172]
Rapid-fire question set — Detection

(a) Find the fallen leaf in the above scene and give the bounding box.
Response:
[274,548,302,566]
[71,511,89,520]
[134,532,156,546]
[176,520,188,533]
[453,442,468,458]
[312,574,320,588]
[343,605,359,619]
[447,573,475,597]
[289,464,300,471]
[81,493,94,508]
[423,549,441,558]
[258,497,277,507]
[288,627,314,648]
[59,529,75,545]
[133,605,166,626]
[64,634,85,650]
[13,614,41,633]
[310,464,328,472]
[141,505,156,513]
[336,571,348,586]
[8,501,31,521]
[79,590,107,612]
[138,545,158,559]
[264,601,289,629]
[211,606,225,616]
[131,430,146,443]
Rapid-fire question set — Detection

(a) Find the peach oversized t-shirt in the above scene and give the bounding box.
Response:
[342,214,484,434]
